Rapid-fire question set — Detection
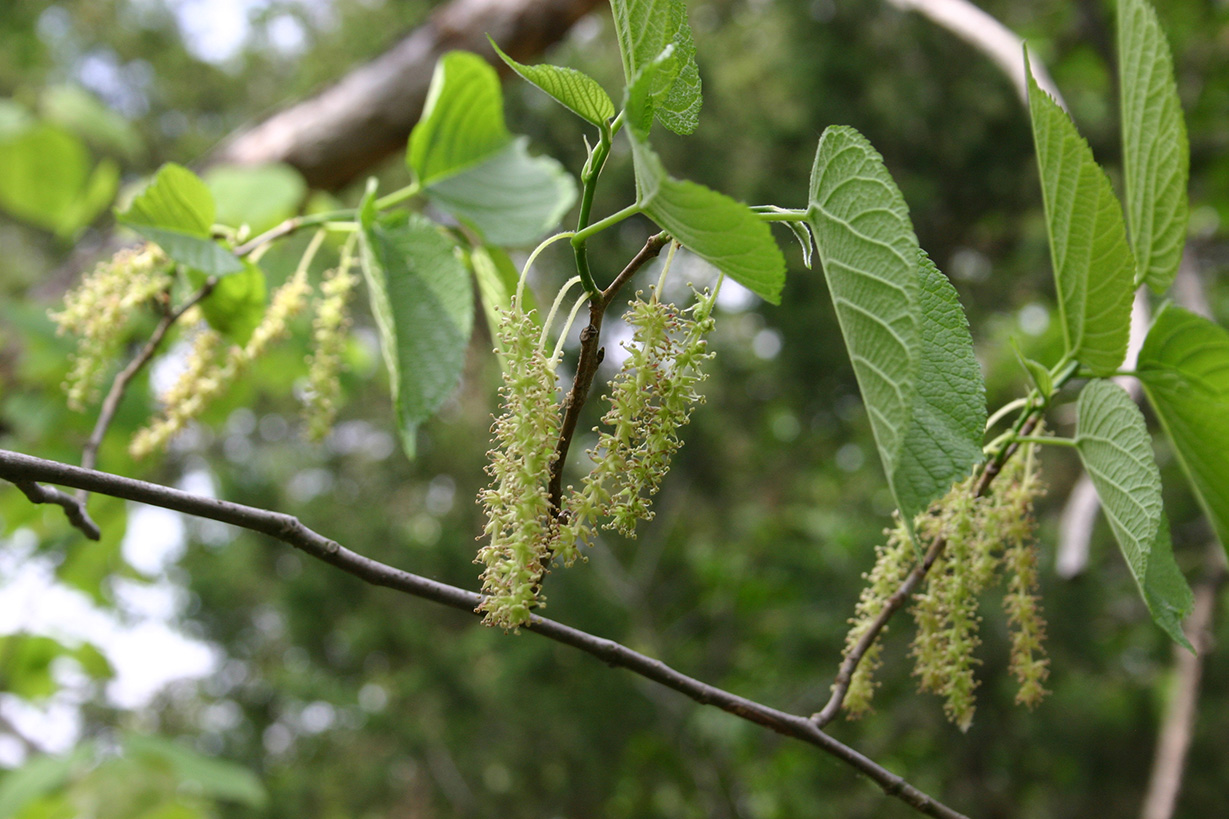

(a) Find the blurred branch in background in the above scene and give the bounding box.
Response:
[1140,544,1227,819]
[884,0,1066,109]
[210,0,604,190]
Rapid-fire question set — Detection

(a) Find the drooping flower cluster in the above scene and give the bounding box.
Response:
[838,441,1049,728]
[129,267,312,458]
[51,244,172,411]
[555,287,716,562]
[303,253,359,441]
[475,299,562,630]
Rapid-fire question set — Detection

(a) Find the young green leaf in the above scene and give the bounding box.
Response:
[893,250,986,517]
[806,125,921,514]
[1026,60,1135,375]
[1075,378,1193,648]
[358,200,473,458]
[118,163,244,276]
[1136,303,1229,552]
[610,0,702,135]
[1119,0,1189,293]
[630,137,784,303]
[489,38,614,127]
[187,261,267,346]
[407,51,511,187]
[0,123,116,237]
[424,137,577,247]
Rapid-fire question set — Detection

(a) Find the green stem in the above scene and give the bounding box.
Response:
[753,207,809,223]
[374,182,422,211]
[573,203,641,245]
[1014,435,1076,448]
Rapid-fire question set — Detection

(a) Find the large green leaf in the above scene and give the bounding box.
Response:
[806,125,921,514]
[630,137,783,304]
[117,163,243,276]
[1075,378,1193,648]
[0,746,93,817]
[1026,62,1135,375]
[358,200,473,458]
[489,39,614,127]
[187,262,267,346]
[206,163,307,235]
[425,137,576,247]
[122,734,267,808]
[893,250,986,516]
[41,84,143,160]
[407,51,510,187]
[1118,0,1188,293]
[0,123,115,237]
[1136,303,1229,552]
[610,0,702,134]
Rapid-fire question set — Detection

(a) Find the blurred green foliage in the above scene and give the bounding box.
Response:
[1,1,1228,817]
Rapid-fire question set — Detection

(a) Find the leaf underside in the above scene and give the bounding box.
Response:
[359,203,474,457]
[611,0,702,135]
[1075,379,1193,648]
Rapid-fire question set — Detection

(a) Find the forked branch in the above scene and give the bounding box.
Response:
[0,448,968,819]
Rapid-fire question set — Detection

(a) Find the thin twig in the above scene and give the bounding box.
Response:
[10,477,101,540]
[79,279,217,479]
[546,231,670,513]
[0,448,969,819]
[814,415,1041,726]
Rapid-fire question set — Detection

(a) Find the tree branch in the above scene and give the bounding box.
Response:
[547,232,670,512]
[0,448,968,819]
[209,0,605,190]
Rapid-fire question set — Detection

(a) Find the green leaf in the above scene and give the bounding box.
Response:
[425,137,576,247]
[122,734,267,808]
[0,123,113,236]
[806,125,922,514]
[358,200,474,457]
[41,84,142,160]
[0,635,64,700]
[118,163,243,276]
[407,51,511,187]
[0,746,93,818]
[1026,60,1135,375]
[611,0,702,135]
[206,163,307,235]
[1136,303,1229,552]
[1118,0,1189,293]
[630,137,784,303]
[471,245,538,365]
[1075,378,1193,648]
[489,38,614,127]
[893,250,986,516]
[187,262,267,345]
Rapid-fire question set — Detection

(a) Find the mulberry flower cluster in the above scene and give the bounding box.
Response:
[554,287,716,562]
[304,249,360,441]
[838,441,1049,729]
[129,267,312,458]
[51,244,172,411]
[475,299,562,630]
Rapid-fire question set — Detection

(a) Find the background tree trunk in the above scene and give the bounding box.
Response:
[209,0,605,190]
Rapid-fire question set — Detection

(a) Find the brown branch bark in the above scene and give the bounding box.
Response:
[209,0,605,190]
[0,448,969,819]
